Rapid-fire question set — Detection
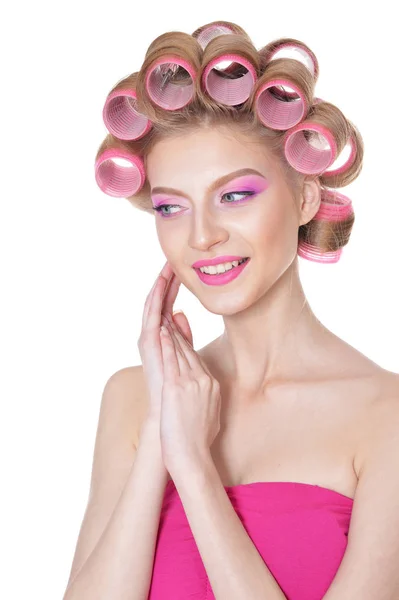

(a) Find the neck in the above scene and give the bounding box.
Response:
[214,258,329,394]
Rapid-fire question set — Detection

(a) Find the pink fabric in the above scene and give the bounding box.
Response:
[148,480,353,600]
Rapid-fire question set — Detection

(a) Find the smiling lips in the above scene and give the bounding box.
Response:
[191,255,248,268]
[193,257,250,286]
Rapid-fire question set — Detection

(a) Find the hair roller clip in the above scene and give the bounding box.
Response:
[199,34,259,106]
[253,59,314,130]
[94,147,145,198]
[192,20,251,50]
[102,73,152,141]
[259,37,319,83]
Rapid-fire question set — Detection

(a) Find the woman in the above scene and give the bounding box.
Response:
[63,21,399,600]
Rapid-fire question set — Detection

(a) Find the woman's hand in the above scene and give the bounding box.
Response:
[137,261,193,425]
[158,312,221,477]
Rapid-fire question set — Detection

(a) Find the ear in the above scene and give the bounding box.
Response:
[298,177,321,226]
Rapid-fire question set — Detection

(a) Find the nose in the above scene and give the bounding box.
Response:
[188,208,229,253]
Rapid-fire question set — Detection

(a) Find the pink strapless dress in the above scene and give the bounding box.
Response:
[148,479,353,600]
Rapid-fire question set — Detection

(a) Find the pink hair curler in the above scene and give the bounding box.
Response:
[297,242,343,263]
[145,56,196,110]
[297,190,353,263]
[284,122,337,174]
[102,88,152,141]
[195,23,235,50]
[321,134,357,179]
[313,189,353,221]
[305,97,357,180]
[201,54,257,105]
[94,148,145,198]
[255,78,308,130]
[261,40,319,81]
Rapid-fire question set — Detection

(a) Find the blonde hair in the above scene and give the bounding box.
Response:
[95,20,364,263]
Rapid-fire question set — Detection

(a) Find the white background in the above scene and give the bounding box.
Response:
[1,1,398,598]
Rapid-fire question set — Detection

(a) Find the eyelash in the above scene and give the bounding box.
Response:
[151,191,256,217]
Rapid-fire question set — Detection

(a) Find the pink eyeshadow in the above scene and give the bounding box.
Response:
[223,175,269,194]
[151,174,270,205]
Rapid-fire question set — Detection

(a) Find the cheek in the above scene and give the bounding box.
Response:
[155,221,183,263]
[242,198,290,246]
[249,197,299,267]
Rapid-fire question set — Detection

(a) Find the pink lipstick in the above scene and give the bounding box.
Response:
[193,257,250,286]
[192,255,247,268]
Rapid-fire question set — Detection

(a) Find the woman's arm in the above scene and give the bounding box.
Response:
[63,387,167,600]
[171,453,288,600]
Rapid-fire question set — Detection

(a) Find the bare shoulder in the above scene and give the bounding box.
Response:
[309,331,399,476]
[361,367,399,430]
[353,365,399,478]
[105,365,149,450]
[63,365,149,590]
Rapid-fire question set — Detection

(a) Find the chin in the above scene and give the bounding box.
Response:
[197,294,254,316]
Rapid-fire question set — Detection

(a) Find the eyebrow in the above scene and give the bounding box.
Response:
[150,168,267,199]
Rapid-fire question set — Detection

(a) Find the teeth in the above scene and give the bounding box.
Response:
[199,258,246,274]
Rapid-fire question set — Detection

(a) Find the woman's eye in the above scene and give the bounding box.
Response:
[151,203,180,217]
[151,191,255,217]
[221,191,255,203]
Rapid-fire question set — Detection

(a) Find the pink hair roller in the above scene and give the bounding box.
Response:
[297,241,343,263]
[201,54,257,106]
[94,148,145,198]
[309,96,357,179]
[321,134,357,179]
[313,189,353,221]
[266,42,319,80]
[145,56,197,110]
[102,88,152,141]
[297,190,353,264]
[195,24,235,50]
[255,78,308,130]
[284,122,338,174]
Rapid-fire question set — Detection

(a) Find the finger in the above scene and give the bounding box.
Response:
[161,316,191,374]
[172,310,194,347]
[142,276,163,329]
[142,263,168,327]
[143,263,174,330]
[160,325,180,380]
[162,272,181,320]
[165,314,204,374]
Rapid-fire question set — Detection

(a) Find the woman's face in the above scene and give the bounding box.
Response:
[146,126,311,315]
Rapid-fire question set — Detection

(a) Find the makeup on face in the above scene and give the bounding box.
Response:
[194,256,251,286]
[150,171,270,217]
